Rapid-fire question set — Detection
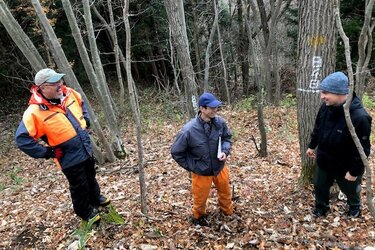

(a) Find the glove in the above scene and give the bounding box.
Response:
[54,147,63,159]
[45,147,63,160]
[84,117,91,129]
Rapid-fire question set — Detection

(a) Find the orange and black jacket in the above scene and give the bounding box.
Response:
[15,85,93,170]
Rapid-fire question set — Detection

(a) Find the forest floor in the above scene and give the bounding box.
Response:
[1,105,375,250]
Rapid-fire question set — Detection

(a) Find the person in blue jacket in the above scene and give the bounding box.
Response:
[15,68,110,223]
[306,72,371,218]
[171,92,233,226]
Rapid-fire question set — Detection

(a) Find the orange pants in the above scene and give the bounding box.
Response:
[191,165,233,219]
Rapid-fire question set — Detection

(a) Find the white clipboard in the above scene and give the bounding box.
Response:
[217,136,222,158]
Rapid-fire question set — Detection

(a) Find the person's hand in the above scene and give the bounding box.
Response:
[345,171,357,181]
[45,147,63,159]
[306,148,316,159]
[54,147,63,159]
[218,152,227,161]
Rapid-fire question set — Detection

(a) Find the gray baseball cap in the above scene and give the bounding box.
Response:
[34,68,65,86]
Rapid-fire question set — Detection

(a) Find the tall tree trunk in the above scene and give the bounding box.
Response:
[244,0,267,157]
[334,0,375,219]
[297,0,336,185]
[90,4,129,86]
[273,48,281,106]
[30,0,115,163]
[354,0,375,97]
[203,0,219,91]
[168,28,182,95]
[164,0,198,118]
[123,0,148,214]
[237,0,249,96]
[191,0,202,84]
[228,1,238,96]
[215,0,230,105]
[107,0,126,113]
[0,1,46,71]
[82,0,126,158]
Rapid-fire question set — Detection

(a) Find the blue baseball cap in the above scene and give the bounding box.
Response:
[198,92,222,108]
[319,72,349,95]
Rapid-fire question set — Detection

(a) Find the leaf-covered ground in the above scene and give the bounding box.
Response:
[1,107,375,249]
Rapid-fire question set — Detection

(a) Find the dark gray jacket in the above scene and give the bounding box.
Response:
[171,115,231,176]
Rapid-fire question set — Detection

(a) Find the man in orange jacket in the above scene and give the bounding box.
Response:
[171,92,233,226]
[15,68,110,223]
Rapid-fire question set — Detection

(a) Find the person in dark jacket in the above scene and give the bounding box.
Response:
[15,68,110,223]
[171,92,233,226]
[306,71,371,218]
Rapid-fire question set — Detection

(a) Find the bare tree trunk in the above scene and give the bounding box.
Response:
[191,0,202,84]
[253,0,282,104]
[354,0,375,97]
[203,0,219,91]
[237,0,249,95]
[215,0,230,105]
[244,1,267,157]
[31,0,114,163]
[83,0,115,111]
[164,0,198,118]
[168,28,181,95]
[273,48,281,106]
[82,0,126,158]
[0,0,46,71]
[108,0,126,112]
[61,0,116,162]
[296,0,336,185]
[90,5,129,84]
[334,0,375,219]
[123,0,148,214]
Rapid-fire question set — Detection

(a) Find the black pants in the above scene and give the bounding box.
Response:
[314,166,362,210]
[62,157,101,220]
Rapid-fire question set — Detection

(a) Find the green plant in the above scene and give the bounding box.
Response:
[152,227,163,237]
[235,95,256,111]
[280,94,296,108]
[71,216,98,250]
[71,205,124,250]
[100,205,125,225]
[362,93,375,109]
[0,182,5,191]
[7,167,24,186]
[230,128,239,141]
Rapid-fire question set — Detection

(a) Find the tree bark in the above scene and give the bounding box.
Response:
[334,0,375,219]
[107,0,126,113]
[164,0,198,118]
[354,0,375,97]
[82,0,126,158]
[0,0,46,72]
[237,0,249,95]
[203,0,219,91]
[296,0,336,185]
[191,0,203,84]
[215,0,230,105]
[123,0,148,214]
[244,0,267,157]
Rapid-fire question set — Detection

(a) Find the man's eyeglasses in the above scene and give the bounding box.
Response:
[43,80,63,87]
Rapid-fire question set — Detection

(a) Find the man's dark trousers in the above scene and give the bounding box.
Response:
[62,157,101,219]
[314,166,362,211]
